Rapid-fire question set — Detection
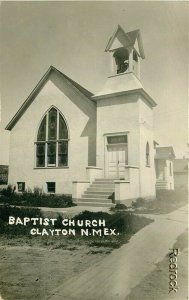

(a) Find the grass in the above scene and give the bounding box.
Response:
[111,189,188,214]
[0,205,43,236]
[0,206,153,250]
[69,210,153,234]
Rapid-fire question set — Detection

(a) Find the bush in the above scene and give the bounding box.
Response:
[55,210,153,235]
[0,185,14,197]
[115,203,127,210]
[0,205,42,235]
[110,203,128,212]
[132,197,146,208]
[131,189,188,214]
[0,187,75,208]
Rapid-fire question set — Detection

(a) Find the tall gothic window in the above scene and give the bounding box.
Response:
[36,107,68,168]
[146,142,150,166]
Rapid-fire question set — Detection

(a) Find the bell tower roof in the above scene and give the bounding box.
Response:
[105,25,145,59]
[93,25,157,107]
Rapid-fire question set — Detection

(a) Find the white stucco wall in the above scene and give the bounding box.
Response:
[8,71,96,194]
[165,160,174,190]
[96,93,140,175]
[155,159,174,190]
[139,98,156,198]
[96,93,156,199]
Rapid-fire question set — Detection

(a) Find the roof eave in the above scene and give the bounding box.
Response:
[137,31,145,59]
[5,65,94,131]
[92,88,157,108]
[105,27,145,59]
[105,24,128,52]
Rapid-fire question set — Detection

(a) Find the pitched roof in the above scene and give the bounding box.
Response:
[53,67,93,99]
[173,159,188,173]
[155,146,175,159]
[5,66,94,131]
[105,25,145,59]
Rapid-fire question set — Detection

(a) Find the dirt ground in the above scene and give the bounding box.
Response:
[126,231,188,300]
[0,236,112,300]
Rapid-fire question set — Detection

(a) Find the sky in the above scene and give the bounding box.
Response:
[0,1,188,164]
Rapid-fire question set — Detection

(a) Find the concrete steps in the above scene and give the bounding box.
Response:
[76,178,115,208]
[156,180,167,189]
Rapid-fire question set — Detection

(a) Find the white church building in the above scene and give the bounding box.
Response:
[6,25,159,206]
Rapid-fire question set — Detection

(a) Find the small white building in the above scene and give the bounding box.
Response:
[155,147,175,190]
[6,25,157,206]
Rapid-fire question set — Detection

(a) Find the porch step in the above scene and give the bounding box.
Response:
[84,190,114,195]
[78,198,113,204]
[86,187,115,192]
[82,193,112,199]
[77,178,115,208]
[89,184,115,189]
[93,180,114,184]
[95,178,115,182]
[156,181,167,189]
[77,201,115,208]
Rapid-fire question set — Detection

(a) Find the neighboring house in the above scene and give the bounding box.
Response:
[0,165,8,185]
[155,147,175,190]
[173,159,188,189]
[6,25,157,206]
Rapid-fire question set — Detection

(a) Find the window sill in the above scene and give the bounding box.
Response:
[146,165,151,168]
[34,166,69,169]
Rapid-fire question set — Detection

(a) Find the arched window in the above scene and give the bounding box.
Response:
[36,107,68,168]
[146,142,150,166]
[169,162,172,176]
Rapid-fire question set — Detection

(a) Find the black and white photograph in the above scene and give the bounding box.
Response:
[0,1,188,299]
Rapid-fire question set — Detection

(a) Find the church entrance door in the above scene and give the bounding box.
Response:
[107,144,127,179]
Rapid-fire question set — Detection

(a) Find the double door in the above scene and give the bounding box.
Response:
[107,144,127,179]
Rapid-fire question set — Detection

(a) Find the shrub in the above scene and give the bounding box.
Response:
[131,189,188,214]
[132,197,146,208]
[0,185,14,197]
[0,205,42,235]
[0,188,75,208]
[115,203,127,210]
[33,186,43,196]
[55,210,153,235]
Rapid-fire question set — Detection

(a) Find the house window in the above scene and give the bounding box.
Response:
[107,135,127,144]
[17,182,25,192]
[47,182,55,193]
[36,107,68,168]
[146,142,150,166]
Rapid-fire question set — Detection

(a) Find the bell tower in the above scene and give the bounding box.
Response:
[93,25,157,202]
[105,25,145,79]
[93,25,147,98]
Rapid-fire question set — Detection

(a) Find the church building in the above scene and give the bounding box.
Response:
[6,25,157,206]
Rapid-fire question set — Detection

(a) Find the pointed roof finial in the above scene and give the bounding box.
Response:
[105,25,145,59]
